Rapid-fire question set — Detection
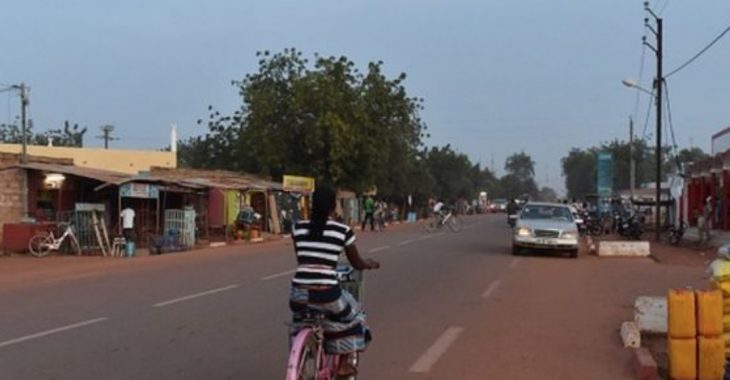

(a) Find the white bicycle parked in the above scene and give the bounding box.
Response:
[28,222,81,257]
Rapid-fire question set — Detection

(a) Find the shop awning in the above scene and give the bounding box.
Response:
[4,162,130,185]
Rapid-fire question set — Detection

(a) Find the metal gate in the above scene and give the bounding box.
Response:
[164,208,196,248]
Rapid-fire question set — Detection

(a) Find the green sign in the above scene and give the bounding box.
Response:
[597,152,614,196]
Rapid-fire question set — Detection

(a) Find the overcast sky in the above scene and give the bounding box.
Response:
[2,0,729,194]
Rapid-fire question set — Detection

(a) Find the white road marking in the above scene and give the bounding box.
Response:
[481,280,501,298]
[368,245,391,253]
[509,258,521,269]
[261,269,296,281]
[409,327,464,373]
[153,284,240,307]
[398,238,418,247]
[0,317,109,348]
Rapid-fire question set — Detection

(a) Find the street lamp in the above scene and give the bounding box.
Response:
[622,79,655,97]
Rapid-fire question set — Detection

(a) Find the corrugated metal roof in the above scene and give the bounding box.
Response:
[149,167,283,191]
[9,162,130,184]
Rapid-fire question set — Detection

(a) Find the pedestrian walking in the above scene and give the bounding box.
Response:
[699,197,713,244]
[362,195,375,232]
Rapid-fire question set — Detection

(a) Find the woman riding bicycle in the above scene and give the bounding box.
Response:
[289,186,380,377]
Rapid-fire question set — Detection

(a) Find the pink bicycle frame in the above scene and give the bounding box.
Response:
[286,328,341,380]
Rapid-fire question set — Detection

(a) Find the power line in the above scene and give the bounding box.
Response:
[658,0,670,15]
[665,22,730,78]
[641,91,654,140]
[632,43,648,120]
[664,81,682,172]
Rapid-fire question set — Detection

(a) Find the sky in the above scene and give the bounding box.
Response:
[2,0,729,194]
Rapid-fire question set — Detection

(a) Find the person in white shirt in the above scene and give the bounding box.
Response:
[120,206,136,242]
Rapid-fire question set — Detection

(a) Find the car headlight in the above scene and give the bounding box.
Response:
[515,227,531,237]
[562,231,578,240]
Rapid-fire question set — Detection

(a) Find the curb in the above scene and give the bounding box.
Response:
[632,347,658,380]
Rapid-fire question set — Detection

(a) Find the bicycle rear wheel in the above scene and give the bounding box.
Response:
[28,233,53,257]
[286,329,320,380]
[448,216,463,232]
[423,219,436,233]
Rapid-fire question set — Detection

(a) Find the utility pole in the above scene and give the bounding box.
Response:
[629,115,635,200]
[97,125,117,149]
[19,83,28,164]
[1,83,31,218]
[644,1,663,242]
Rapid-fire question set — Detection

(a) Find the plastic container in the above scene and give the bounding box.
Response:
[669,289,696,339]
[125,242,136,257]
[699,336,725,380]
[698,290,724,337]
[669,338,697,380]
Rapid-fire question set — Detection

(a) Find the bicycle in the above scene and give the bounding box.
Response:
[424,210,463,233]
[28,222,81,257]
[286,265,363,380]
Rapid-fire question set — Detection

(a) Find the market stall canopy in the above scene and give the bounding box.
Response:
[148,167,283,192]
[4,162,130,185]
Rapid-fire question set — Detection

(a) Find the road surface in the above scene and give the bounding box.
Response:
[0,215,704,379]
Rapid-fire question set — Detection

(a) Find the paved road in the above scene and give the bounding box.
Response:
[0,215,705,379]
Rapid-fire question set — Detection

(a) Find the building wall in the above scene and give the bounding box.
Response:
[0,153,73,245]
[712,127,730,155]
[0,144,176,174]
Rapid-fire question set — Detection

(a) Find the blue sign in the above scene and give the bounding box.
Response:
[597,152,614,196]
[120,182,159,199]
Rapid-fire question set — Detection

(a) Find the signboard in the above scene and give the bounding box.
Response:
[120,182,159,199]
[597,152,614,196]
[282,175,315,193]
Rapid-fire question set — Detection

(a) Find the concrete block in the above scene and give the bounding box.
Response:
[598,241,651,257]
[620,321,641,348]
[633,347,658,380]
[634,296,667,334]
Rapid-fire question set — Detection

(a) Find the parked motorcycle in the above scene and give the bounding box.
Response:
[616,213,644,240]
[582,212,604,236]
[668,221,687,246]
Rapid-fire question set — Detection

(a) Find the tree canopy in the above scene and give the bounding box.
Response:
[561,139,708,199]
[180,49,541,204]
[0,120,87,147]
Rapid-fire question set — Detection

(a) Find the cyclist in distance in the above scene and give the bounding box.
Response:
[433,199,445,222]
[289,185,380,377]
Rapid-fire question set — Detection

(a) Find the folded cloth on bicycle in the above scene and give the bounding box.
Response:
[290,286,368,354]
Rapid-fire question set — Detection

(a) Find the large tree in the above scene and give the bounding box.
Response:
[501,152,538,198]
[561,148,596,199]
[184,49,426,195]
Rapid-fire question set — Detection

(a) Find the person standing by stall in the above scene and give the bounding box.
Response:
[120,205,136,242]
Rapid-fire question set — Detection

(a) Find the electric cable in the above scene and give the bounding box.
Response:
[666,21,730,78]
[641,91,654,141]
[663,81,682,172]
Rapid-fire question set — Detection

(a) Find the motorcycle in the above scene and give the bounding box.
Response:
[668,221,687,246]
[583,213,605,236]
[616,213,644,240]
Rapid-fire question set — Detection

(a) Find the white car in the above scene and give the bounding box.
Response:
[512,202,580,258]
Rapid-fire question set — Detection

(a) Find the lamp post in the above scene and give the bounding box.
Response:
[622,78,662,241]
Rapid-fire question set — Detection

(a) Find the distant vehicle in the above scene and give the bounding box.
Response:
[512,202,579,258]
[489,198,508,213]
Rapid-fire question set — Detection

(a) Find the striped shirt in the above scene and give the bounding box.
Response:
[292,220,356,286]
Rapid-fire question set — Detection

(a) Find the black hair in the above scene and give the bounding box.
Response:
[310,186,336,238]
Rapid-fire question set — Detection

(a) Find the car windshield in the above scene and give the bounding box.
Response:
[520,205,573,222]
